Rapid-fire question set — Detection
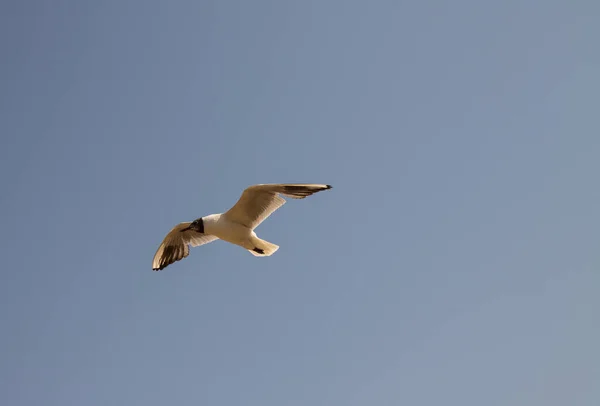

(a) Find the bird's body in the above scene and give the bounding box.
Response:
[202,214,265,252]
[152,183,332,271]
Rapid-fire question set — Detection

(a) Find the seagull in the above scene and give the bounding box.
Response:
[152,183,332,271]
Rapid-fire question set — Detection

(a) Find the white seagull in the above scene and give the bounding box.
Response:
[152,183,332,271]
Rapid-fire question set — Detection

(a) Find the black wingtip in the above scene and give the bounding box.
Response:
[325,184,332,189]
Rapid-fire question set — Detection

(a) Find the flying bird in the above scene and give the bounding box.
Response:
[152,183,332,271]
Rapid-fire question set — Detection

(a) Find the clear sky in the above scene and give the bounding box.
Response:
[1,1,599,405]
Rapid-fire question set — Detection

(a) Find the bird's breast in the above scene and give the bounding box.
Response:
[205,217,252,245]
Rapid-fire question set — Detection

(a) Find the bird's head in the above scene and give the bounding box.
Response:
[181,218,204,233]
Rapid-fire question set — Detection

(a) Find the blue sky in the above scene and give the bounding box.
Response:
[1,0,599,405]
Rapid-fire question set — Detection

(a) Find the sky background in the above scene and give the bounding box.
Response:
[1,0,599,405]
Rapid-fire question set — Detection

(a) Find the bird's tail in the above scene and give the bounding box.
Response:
[248,237,279,257]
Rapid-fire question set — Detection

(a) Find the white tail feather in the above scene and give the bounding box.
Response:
[249,237,279,257]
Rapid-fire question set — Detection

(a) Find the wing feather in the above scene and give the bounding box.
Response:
[152,222,218,271]
[223,183,332,229]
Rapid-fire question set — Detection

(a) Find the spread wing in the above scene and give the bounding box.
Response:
[222,184,332,229]
[152,222,218,271]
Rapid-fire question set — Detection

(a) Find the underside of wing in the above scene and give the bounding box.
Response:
[152,222,218,271]
[187,233,219,247]
[152,241,189,271]
[268,184,332,199]
[223,183,332,229]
